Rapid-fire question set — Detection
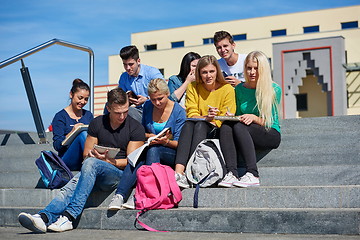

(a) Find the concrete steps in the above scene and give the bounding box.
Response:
[1,186,359,209]
[0,115,359,235]
[2,207,359,235]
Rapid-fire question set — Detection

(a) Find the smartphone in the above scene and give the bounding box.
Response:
[126,90,138,99]
[222,71,228,77]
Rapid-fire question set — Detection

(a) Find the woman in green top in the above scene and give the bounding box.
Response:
[218,51,282,188]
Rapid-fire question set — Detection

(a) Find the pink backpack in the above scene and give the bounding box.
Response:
[134,163,182,231]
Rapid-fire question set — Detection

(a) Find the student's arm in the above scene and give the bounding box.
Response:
[173,72,196,102]
[83,135,98,159]
[83,135,128,170]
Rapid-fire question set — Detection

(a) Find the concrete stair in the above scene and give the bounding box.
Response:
[0,115,359,235]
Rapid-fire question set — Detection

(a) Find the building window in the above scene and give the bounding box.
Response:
[341,21,358,29]
[295,94,308,111]
[233,34,247,41]
[145,44,157,51]
[303,25,319,34]
[171,41,184,48]
[271,29,287,37]
[203,38,214,45]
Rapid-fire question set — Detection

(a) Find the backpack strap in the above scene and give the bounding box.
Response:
[135,210,168,232]
[192,172,211,208]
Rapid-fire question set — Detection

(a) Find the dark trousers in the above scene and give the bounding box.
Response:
[220,121,281,177]
[175,120,217,167]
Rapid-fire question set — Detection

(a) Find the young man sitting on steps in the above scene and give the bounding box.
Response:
[18,87,145,233]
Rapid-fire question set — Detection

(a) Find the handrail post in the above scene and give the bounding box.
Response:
[20,60,47,144]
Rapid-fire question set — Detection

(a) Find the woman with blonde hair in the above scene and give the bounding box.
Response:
[174,55,236,188]
[218,51,282,188]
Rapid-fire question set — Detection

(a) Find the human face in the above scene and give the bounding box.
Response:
[70,89,89,111]
[200,64,217,88]
[246,59,259,83]
[107,103,129,126]
[149,92,168,110]
[215,38,236,60]
[190,59,199,73]
[122,58,141,76]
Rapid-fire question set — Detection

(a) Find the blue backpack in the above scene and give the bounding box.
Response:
[35,151,74,189]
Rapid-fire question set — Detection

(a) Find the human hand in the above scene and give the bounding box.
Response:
[185,70,196,83]
[90,148,116,165]
[206,105,219,122]
[131,95,148,106]
[225,76,241,87]
[239,114,257,125]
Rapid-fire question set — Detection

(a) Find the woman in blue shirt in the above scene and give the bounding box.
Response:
[52,79,93,171]
[142,78,186,167]
[168,52,201,108]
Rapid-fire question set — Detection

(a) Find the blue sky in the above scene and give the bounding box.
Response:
[0,0,359,132]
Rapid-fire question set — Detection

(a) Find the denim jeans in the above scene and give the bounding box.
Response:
[62,131,87,171]
[115,145,176,200]
[39,157,123,224]
[146,145,176,167]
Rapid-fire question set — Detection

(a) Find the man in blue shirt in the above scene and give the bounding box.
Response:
[118,45,164,122]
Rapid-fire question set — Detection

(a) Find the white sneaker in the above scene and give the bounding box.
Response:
[218,172,238,188]
[122,194,135,209]
[175,172,189,189]
[233,172,260,188]
[108,194,124,210]
[47,215,73,232]
[18,213,46,233]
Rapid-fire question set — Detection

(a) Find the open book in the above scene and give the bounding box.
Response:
[93,144,120,159]
[128,127,171,167]
[61,125,88,146]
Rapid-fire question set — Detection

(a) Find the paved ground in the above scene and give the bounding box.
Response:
[1,227,359,240]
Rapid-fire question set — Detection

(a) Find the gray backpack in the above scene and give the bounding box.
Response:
[185,139,226,188]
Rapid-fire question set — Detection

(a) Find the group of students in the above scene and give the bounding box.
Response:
[18,30,281,234]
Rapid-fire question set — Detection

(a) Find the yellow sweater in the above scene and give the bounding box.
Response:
[185,82,236,127]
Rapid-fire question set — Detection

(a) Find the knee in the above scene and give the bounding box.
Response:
[146,146,160,164]
[81,157,99,173]
[194,121,208,132]
[233,122,247,132]
[78,131,87,142]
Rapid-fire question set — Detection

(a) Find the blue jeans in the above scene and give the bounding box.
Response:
[62,131,87,171]
[146,145,176,167]
[115,145,176,200]
[39,157,123,224]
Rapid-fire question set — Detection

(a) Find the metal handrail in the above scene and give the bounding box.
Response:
[0,38,95,113]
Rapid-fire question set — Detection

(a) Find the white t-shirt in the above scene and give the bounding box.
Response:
[218,54,247,82]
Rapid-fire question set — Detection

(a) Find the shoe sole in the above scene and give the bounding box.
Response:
[218,183,233,188]
[122,203,135,210]
[177,183,189,189]
[18,214,46,233]
[233,183,260,188]
[108,205,123,211]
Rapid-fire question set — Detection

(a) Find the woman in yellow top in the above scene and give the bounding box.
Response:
[174,55,236,188]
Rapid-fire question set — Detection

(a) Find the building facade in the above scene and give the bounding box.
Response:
[102,5,360,118]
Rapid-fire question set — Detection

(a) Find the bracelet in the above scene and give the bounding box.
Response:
[164,139,170,146]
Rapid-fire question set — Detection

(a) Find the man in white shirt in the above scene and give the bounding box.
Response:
[214,31,247,87]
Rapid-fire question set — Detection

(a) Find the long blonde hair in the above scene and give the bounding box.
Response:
[244,51,278,128]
